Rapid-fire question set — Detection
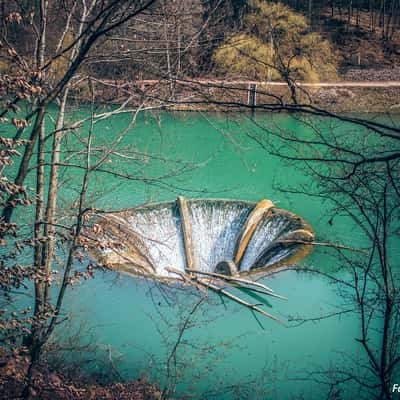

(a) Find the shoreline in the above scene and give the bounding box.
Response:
[71,79,400,113]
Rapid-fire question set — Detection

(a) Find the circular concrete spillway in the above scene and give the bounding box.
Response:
[88,197,314,280]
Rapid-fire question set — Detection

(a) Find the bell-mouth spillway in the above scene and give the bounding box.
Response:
[88,197,315,280]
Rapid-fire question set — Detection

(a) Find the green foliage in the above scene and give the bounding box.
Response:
[214,0,338,82]
[247,1,307,40]
[214,34,280,80]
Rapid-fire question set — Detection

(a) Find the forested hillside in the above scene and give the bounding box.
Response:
[1,0,400,82]
[279,0,400,69]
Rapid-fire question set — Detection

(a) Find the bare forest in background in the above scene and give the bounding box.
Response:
[2,0,400,83]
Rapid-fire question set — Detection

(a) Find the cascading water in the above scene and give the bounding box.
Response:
[239,210,307,271]
[89,197,314,279]
[124,204,186,277]
[189,200,253,272]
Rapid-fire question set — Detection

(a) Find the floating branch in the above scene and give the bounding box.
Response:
[277,239,366,253]
[186,268,276,294]
[166,267,286,325]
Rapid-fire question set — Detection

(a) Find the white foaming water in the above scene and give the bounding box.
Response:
[239,212,303,271]
[102,200,309,277]
[188,200,252,272]
[125,204,186,277]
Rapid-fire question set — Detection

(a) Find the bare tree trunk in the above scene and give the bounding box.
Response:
[24,4,48,395]
[177,20,181,78]
[32,118,45,329]
[347,0,353,31]
[162,1,174,95]
[32,0,49,340]
[44,82,95,343]
[35,0,48,68]
[41,89,69,306]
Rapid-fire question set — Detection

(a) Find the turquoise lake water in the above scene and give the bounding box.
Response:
[11,109,400,398]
